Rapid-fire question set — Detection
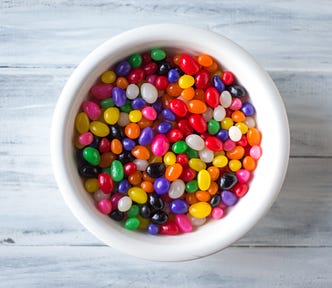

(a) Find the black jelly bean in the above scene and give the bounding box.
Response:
[109,210,125,221]
[151,210,168,225]
[78,164,101,178]
[89,136,100,149]
[228,84,246,98]
[146,163,166,178]
[219,172,238,190]
[157,61,172,76]
[140,204,153,218]
[109,124,125,139]
[118,151,136,164]
[148,194,165,210]
[210,194,221,208]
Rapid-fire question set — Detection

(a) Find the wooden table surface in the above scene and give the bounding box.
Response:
[1,1,331,287]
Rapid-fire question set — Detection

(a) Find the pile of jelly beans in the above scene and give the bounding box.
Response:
[74,48,262,235]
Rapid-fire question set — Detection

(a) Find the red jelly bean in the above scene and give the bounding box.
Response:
[124,162,137,175]
[177,119,193,137]
[167,128,184,143]
[205,136,224,152]
[176,153,189,166]
[195,69,210,89]
[90,83,113,100]
[98,138,111,153]
[233,183,249,198]
[142,53,152,64]
[98,173,114,194]
[155,76,169,90]
[179,54,200,75]
[127,68,145,84]
[159,221,180,235]
[222,71,235,85]
[143,62,158,75]
[170,99,188,117]
[205,87,220,108]
[180,167,196,182]
[237,135,248,147]
[188,114,207,133]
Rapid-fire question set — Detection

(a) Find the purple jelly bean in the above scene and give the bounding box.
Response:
[216,129,229,142]
[118,179,130,193]
[112,87,126,107]
[241,102,255,116]
[221,190,238,206]
[212,75,225,92]
[168,69,180,83]
[115,61,131,76]
[138,127,154,146]
[162,108,176,121]
[153,177,170,195]
[157,121,172,134]
[122,138,136,151]
[131,98,146,110]
[148,223,159,235]
[152,97,163,114]
[169,199,189,214]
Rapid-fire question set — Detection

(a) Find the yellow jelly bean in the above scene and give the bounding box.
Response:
[128,187,148,204]
[229,159,242,172]
[75,112,90,134]
[212,155,228,168]
[189,158,207,172]
[84,178,99,193]
[197,169,211,191]
[235,122,248,134]
[128,110,142,123]
[89,121,110,137]
[214,151,225,157]
[104,107,120,125]
[101,70,116,84]
[189,202,212,218]
[178,74,195,89]
[163,151,176,165]
[221,117,233,130]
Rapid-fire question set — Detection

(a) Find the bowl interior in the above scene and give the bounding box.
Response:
[51,24,289,261]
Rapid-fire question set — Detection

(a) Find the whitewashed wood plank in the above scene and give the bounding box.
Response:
[0,158,331,247]
[0,0,331,69]
[0,246,331,287]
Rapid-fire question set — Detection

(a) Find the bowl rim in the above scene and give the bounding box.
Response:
[51,23,290,261]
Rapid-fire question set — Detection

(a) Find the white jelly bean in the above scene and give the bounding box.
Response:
[133,159,149,171]
[117,196,132,212]
[126,84,139,100]
[93,190,110,202]
[220,91,232,108]
[244,116,256,128]
[199,148,214,163]
[185,134,205,151]
[229,126,242,142]
[140,83,158,104]
[168,179,185,199]
[187,214,207,226]
[202,107,213,122]
[213,105,226,121]
[117,112,130,127]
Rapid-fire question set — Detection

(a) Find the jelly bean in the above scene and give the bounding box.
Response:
[189,202,212,218]
[220,90,232,108]
[208,119,220,135]
[83,147,100,166]
[211,207,224,219]
[97,199,112,214]
[125,123,140,139]
[118,196,132,212]
[129,53,142,68]
[109,210,125,221]
[127,204,139,218]
[205,87,220,108]
[151,48,166,61]
[188,214,206,226]
[168,68,180,83]
[185,179,198,193]
[140,82,158,104]
[234,183,249,198]
[172,140,188,154]
[82,100,101,121]
[157,61,171,76]
[243,156,256,171]
[124,217,140,230]
[207,166,220,182]
[165,163,183,181]
[150,134,170,157]
[205,136,223,152]
[128,187,147,204]
[181,87,195,100]
[219,173,238,190]
[212,155,228,168]
[222,71,235,85]
[228,126,242,142]
[154,177,170,195]
[231,110,245,123]
[188,158,206,172]
[133,159,148,172]
[157,121,172,134]
[103,107,119,126]
[247,128,261,146]
[212,75,225,92]
[226,146,245,160]
[168,179,185,199]
[100,98,115,109]
[131,98,146,110]
[176,153,189,166]
[78,132,94,146]
[122,138,135,151]
[194,69,209,89]
[186,193,198,205]
[187,100,207,114]
[137,117,153,129]
[228,84,246,98]
[115,60,131,76]
[116,77,129,89]
[138,127,154,146]
[94,190,110,202]
[128,110,142,123]
[90,83,113,100]
[118,151,136,164]
[161,108,176,121]
[155,75,168,90]
[229,159,242,172]
[128,170,142,185]
[78,164,101,178]
[197,54,213,67]
[170,199,189,214]
[167,128,184,143]
[75,112,90,134]
[98,173,114,194]
[221,190,238,206]
[199,148,214,163]
[110,160,124,182]
[186,147,199,159]
[195,190,211,202]
[230,98,242,111]
[84,178,99,193]
[148,193,165,211]
[110,139,122,155]
[236,169,251,183]
[178,74,194,89]
[221,117,234,130]
[147,223,159,235]
[202,107,214,122]
[213,105,226,122]
[163,151,176,165]
[98,151,114,168]
[143,62,158,76]
[146,163,166,178]
[170,99,188,117]
[152,97,163,114]
[175,214,192,233]
[185,134,205,151]
[125,83,139,100]
[235,122,248,134]
[112,87,126,107]
[123,162,137,175]
[210,194,221,208]
[197,169,211,191]
[140,107,156,122]
[179,54,200,75]
[151,210,168,225]
[159,221,180,235]
[141,181,154,193]
[224,139,236,151]
[244,116,256,128]
[131,145,150,160]
[188,114,207,133]
[216,129,229,142]
[177,119,193,137]
[118,179,130,193]
[250,145,262,160]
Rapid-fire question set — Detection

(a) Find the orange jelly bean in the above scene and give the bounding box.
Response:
[181,87,195,100]
[231,110,246,123]
[166,83,183,97]
[137,117,153,129]
[142,172,155,183]
[165,163,183,181]
[194,88,205,101]
[197,54,213,67]
[226,146,245,160]
[187,100,207,114]
[128,171,143,185]
[125,123,140,139]
[131,145,150,160]
[206,61,218,73]
[141,181,154,193]
[207,166,220,181]
[186,193,198,205]
[116,77,129,89]
[207,181,218,195]
[99,152,116,168]
[242,156,257,171]
[195,190,211,202]
[247,128,261,146]
[173,54,181,66]
[162,93,172,108]
[111,139,123,155]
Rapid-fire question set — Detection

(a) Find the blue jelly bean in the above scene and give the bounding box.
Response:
[161,108,176,121]
[169,199,189,214]
[148,223,159,235]
[157,121,172,134]
[221,190,238,206]
[138,127,154,146]
[122,138,136,151]
[216,129,229,141]
[112,87,126,107]
[152,97,163,114]
[153,177,170,195]
[131,98,146,110]
[213,75,225,92]
[115,61,131,76]
[241,102,255,116]
[118,179,130,193]
[168,69,180,83]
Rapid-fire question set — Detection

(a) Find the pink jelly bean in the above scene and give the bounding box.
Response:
[151,134,170,156]
[229,98,242,110]
[97,199,112,214]
[78,132,94,146]
[110,193,123,210]
[142,106,157,120]
[211,207,224,219]
[90,83,113,99]
[223,139,236,151]
[82,100,101,120]
[146,74,157,84]
[250,145,262,160]
[175,214,193,233]
[236,169,251,183]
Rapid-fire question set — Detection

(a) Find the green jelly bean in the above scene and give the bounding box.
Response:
[100,98,115,109]
[120,100,132,113]
[124,217,140,230]
[83,147,100,166]
[127,204,139,218]
[185,180,199,193]
[186,147,198,158]
[172,141,188,154]
[129,53,143,68]
[110,160,124,182]
[208,119,220,135]
[151,48,166,61]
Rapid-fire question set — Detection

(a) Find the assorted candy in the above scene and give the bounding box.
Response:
[74,48,262,235]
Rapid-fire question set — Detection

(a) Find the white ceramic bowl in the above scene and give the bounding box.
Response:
[51,24,289,261]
